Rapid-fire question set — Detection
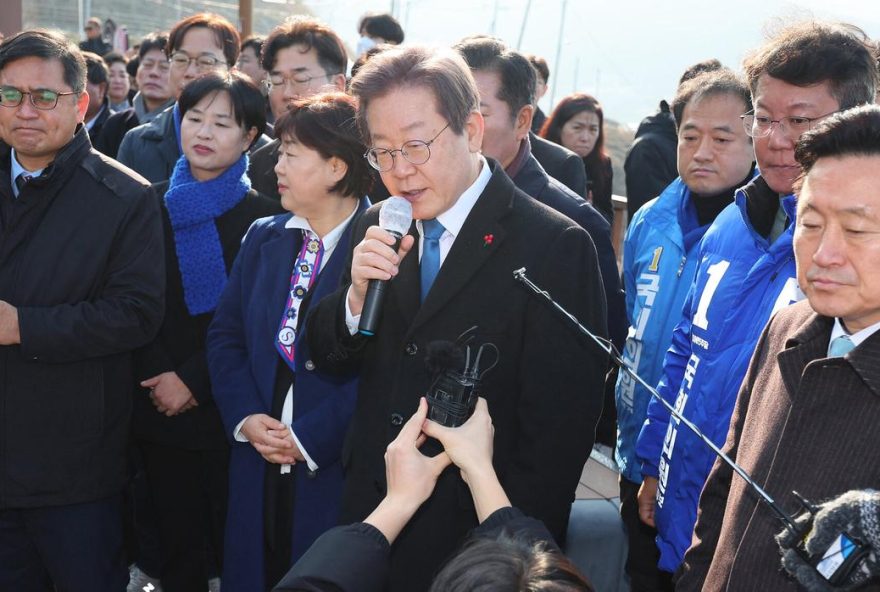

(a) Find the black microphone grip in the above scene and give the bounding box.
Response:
[358,231,403,336]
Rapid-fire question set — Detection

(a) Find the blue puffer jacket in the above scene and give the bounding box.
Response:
[635,175,803,573]
[616,177,717,483]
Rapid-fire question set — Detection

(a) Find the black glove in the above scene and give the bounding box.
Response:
[776,490,880,591]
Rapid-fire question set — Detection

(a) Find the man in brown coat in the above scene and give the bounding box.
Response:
[677,105,880,590]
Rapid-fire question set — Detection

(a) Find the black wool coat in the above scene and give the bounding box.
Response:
[307,159,608,591]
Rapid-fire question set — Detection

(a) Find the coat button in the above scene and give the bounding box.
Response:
[390,413,404,426]
[405,342,418,356]
[306,469,317,479]
[305,360,315,371]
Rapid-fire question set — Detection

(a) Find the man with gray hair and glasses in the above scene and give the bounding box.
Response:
[0,30,164,590]
[306,44,608,591]
[635,21,877,580]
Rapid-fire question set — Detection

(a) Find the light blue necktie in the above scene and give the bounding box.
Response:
[828,335,855,358]
[420,219,445,302]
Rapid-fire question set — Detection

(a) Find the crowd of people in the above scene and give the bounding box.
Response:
[0,8,879,592]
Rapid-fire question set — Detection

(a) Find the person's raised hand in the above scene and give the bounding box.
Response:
[421,397,494,486]
[348,225,414,315]
[384,397,451,513]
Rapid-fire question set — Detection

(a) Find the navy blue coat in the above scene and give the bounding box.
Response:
[206,198,368,591]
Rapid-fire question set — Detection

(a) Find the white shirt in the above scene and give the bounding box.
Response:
[10,148,44,199]
[234,204,360,473]
[345,155,492,333]
[829,317,880,351]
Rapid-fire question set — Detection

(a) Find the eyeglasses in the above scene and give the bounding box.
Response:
[139,58,171,73]
[365,123,450,172]
[741,111,838,138]
[267,70,337,93]
[169,52,226,71]
[0,86,78,110]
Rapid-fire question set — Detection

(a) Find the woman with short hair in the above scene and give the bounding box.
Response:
[132,70,282,592]
[207,92,371,591]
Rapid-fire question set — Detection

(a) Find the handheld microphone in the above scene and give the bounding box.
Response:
[359,197,413,336]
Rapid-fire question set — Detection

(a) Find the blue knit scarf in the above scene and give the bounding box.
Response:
[164,153,251,315]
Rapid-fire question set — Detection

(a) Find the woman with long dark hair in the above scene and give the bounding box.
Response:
[540,93,614,223]
[132,70,282,591]
[207,92,371,591]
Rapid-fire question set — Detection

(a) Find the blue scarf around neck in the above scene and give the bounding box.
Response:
[164,152,251,315]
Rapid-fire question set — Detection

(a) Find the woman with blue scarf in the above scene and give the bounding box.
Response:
[132,71,282,591]
[207,93,371,591]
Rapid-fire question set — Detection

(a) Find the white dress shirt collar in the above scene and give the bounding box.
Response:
[416,155,492,241]
[829,317,880,350]
[283,202,359,263]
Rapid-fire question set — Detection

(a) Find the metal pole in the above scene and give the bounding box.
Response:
[239,0,253,38]
[549,0,567,108]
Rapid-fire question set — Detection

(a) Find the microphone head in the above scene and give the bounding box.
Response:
[379,196,413,237]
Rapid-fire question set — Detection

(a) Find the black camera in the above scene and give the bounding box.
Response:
[424,329,497,428]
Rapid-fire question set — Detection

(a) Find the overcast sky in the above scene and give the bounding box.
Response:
[309,0,879,127]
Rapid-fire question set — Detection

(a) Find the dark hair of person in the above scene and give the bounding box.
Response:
[262,16,347,78]
[349,43,393,83]
[363,13,405,45]
[103,51,127,68]
[127,58,139,78]
[83,50,109,85]
[672,68,752,131]
[454,36,536,124]
[138,32,168,60]
[0,29,87,93]
[241,35,265,57]
[793,104,880,193]
[527,54,550,84]
[743,21,877,110]
[274,92,372,199]
[167,13,240,68]
[678,58,723,86]
[350,45,479,138]
[429,532,594,592]
[540,93,611,198]
[177,71,266,149]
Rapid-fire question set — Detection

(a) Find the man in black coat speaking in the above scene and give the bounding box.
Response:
[306,45,607,591]
[0,31,164,591]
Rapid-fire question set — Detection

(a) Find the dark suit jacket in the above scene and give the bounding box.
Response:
[678,300,880,591]
[530,131,588,198]
[307,159,608,591]
[248,138,281,200]
[132,182,283,450]
[93,107,140,159]
[512,151,626,348]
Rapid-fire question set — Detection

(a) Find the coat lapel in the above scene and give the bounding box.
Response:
[409,165,514,333]
[776,312,833,398]
[389,222,421,329]
[259,217,301,344]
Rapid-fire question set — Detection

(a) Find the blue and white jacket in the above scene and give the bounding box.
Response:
[614,176,743,484]
[634,175,803,573]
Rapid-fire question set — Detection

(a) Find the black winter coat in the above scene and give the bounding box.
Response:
[0,128,165,509]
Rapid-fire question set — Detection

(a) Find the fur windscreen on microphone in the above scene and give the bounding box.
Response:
[379,196,413,236]
[424,340,465,376]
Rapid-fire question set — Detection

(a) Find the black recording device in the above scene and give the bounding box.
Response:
[424,328,498,428]
[512,267,872,589]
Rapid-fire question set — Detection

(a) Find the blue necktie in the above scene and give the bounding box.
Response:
[13,173,31,198]
[828,335,855,358]
[420,219,445,302]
